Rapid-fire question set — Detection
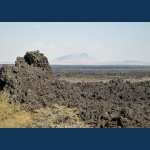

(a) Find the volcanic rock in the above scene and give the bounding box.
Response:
[0,50,53,110]
[1,50,150,128]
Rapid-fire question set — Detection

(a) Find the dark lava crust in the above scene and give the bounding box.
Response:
[0,50,150,128]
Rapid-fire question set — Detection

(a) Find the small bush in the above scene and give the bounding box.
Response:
[0,92,87,128]
[29,104,88,128]
[0,92,31,128]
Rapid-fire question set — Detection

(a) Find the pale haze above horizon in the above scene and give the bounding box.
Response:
[0,22,150,63]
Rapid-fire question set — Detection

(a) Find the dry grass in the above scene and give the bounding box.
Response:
[124,77,150,83]
[59,76,150,84]
[29,104,88,128]
[0,92,87,128]
[58,77,110,83]
[0,92,31,128]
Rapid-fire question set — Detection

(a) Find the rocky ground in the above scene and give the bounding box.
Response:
[1,50,150,128]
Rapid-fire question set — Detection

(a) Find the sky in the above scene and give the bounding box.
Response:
[0,22,150,63]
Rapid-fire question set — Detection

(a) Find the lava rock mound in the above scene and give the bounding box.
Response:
[23,50,52,73]
[1,50,150,128]
[0,50,53,110]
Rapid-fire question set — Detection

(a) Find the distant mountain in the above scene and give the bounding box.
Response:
[50,53,99,65]
[50,54,150,65]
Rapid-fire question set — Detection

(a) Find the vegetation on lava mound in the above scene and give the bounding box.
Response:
[0,92,87,128]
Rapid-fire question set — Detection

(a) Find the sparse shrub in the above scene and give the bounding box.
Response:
[0,92,87,128]
[0,92,31,128]
[29,104,88,128]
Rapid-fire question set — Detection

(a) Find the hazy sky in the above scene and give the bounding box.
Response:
[0,22,150,62]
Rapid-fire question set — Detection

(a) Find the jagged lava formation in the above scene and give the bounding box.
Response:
[0,50,54,110]
[1,50,150,127]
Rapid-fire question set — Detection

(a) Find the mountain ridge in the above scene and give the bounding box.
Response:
[50,53,150,65]
[1,53,150,66]
[50,53,99,65]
